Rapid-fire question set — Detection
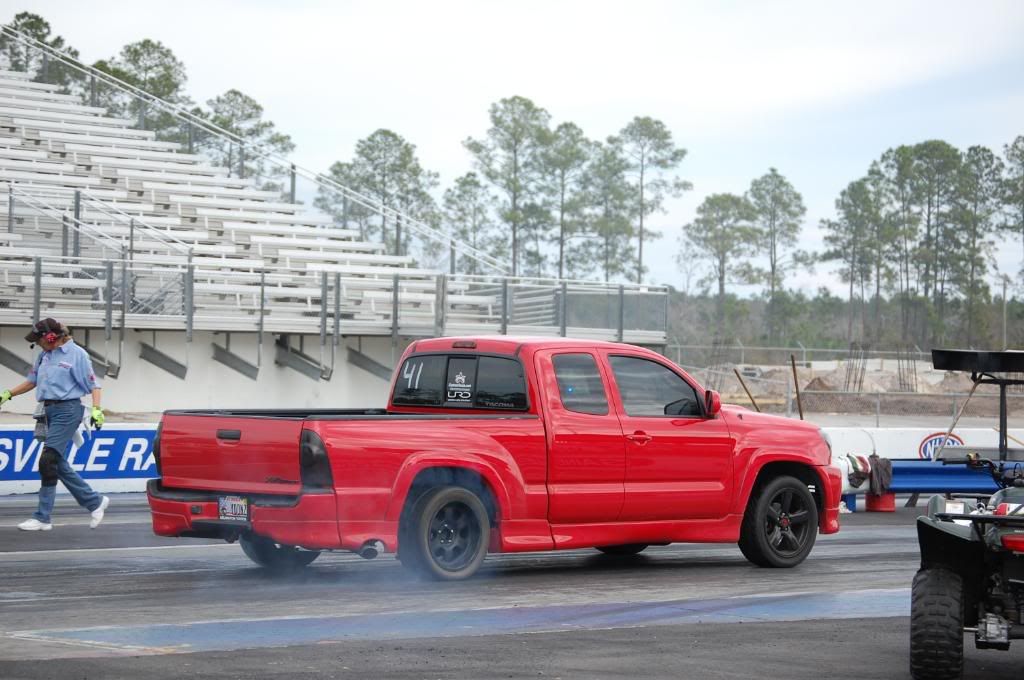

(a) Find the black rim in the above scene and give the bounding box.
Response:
[762,487,812,557]
[427,501,481,571]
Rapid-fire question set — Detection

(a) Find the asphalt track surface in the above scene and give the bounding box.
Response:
[1,495,1022,679]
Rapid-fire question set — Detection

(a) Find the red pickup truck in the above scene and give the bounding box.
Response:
[148,336,841,580]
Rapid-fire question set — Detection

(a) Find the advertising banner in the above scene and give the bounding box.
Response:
[0,423,158,495]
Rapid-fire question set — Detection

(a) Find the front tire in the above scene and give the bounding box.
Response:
[738,475,818,568]
[240,533,320,571]
[910,568,964,680]
[400,486,490,581]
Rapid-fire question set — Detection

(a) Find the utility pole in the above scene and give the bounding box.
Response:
[1003,276,1009,351]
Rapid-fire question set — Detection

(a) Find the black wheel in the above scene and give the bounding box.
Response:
[239,533,320,571]
[910,568,964,680]
[738,475,818,568]
[596,544,648,556]
[399,486,490,581]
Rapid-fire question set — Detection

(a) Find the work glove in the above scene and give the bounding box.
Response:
[0,390,10,408]
[91,406,105,429]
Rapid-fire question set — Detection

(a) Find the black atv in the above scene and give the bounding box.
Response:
[910,349,1024,680]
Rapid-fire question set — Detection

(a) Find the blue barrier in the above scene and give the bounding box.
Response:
[0,426,156,482]
[888,460,999,494]
[843,460,999,511]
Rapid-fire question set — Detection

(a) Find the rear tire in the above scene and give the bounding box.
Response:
[596,544,648,556]
[399,486,490,581]
[738,475,818,568]
[910,568,964,680]
[240,533,320,571]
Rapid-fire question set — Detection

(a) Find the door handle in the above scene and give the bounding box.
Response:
[626,431,652,445]
[216,429,241,441]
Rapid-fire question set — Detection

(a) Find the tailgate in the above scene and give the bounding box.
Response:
[158,413,305,495]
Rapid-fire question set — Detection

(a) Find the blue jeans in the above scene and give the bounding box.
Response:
[33,400,101,523]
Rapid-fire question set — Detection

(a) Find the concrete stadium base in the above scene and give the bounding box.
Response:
[0,327,404,414]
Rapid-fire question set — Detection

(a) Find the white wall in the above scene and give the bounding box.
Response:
[0,327,404,414]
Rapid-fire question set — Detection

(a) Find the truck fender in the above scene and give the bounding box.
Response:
[733,451,829,516]
[386,452,514,524]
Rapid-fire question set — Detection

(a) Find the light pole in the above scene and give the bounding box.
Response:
[1003,276,1009,351]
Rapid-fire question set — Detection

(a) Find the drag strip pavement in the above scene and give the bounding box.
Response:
[0,495,927,663]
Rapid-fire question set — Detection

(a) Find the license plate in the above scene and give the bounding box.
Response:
[946,501,966,515]
[218,495,249,521]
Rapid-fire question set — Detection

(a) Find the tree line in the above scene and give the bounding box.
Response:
[2,11,1022,352]
[682,140,1024,349]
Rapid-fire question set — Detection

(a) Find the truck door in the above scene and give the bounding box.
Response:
[603,352,734,521]
[536,350,625,524]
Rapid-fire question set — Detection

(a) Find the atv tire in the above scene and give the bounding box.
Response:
[910,567,964,680]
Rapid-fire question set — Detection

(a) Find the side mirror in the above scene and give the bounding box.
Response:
[705,389,722,417]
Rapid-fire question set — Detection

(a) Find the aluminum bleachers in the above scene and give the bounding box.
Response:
[0,56,666,346]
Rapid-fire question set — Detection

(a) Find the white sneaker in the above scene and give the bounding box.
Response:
[89,495,110,529]
[18,518,52,531]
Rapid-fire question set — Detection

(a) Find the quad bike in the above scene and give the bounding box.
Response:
[910,349,1024,680]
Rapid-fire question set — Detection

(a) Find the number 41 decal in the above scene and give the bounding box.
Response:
[403,361,424,390]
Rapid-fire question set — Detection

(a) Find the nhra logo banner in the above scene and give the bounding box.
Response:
[0,425,157,482]
[918,432,964,460]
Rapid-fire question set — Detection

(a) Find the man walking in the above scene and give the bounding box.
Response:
[0,318,109,531]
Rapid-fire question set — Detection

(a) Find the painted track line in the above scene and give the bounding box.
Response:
[4,587,911,658]
[0,543,233,557]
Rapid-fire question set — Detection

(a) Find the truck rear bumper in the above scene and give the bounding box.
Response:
[147,480,342,550]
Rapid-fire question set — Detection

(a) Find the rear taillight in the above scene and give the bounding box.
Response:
[995,503,1024,516]
[300,429,333,491]
[152,423,163,477]
[1001,534,1024,552]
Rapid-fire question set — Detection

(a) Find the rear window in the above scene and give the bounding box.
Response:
[392,354,528,410]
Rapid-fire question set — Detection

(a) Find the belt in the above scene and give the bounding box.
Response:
[43,399,78,406]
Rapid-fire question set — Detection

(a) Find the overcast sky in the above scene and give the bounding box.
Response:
[10,0,1024,293]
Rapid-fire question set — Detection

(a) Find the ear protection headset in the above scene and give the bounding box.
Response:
[30,319,64,347]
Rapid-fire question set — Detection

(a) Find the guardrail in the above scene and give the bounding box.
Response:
[0,254,670,344]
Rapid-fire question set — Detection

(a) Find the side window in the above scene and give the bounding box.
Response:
[476,357,528,410]
[608,356,702,417]
[393,355,447,406]
[553,353,609,415]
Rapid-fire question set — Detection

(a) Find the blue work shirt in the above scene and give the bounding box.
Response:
[26,339,102,401]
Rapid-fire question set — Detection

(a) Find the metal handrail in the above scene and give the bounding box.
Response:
[451,272,670,292]
[76,187,193,255]
[0,24,509,274]
[4,182,193,256]
[6,184,124,254]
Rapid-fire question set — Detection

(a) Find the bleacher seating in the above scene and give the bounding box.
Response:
[0,67,452,334]
[0,62,667,347]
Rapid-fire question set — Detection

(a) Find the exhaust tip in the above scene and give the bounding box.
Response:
[358,539,385,560]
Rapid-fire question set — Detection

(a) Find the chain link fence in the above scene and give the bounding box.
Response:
[674,363,1024,423]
